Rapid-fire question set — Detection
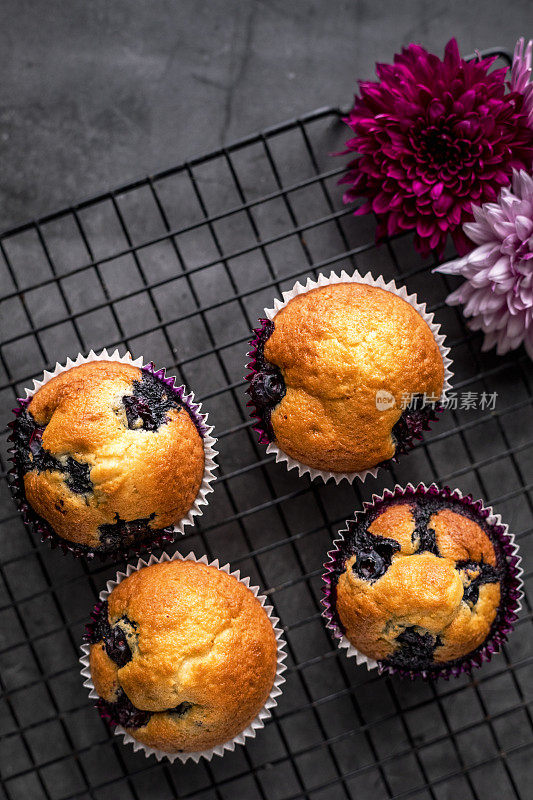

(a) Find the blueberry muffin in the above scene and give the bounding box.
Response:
[86,559,279,754]
[247,281,446,475]
[325,489,520,677]
[10,361,205,556]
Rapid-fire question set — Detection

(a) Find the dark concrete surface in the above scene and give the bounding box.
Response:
[0,0,531,230]
[1,6,533,799]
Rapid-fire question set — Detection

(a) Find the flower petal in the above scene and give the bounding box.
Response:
[337,37,533,262]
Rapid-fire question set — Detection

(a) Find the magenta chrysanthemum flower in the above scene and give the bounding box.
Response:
[511,38,533,129]
[340,39,533,258]
[435,170,533,358]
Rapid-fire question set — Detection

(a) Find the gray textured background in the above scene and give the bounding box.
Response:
[1,4,533,800]
[0,0,531,231]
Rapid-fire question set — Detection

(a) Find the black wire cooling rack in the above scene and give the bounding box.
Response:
[1,49,532,800]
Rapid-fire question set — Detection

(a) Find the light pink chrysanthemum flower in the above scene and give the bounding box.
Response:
[511,38,533,129]
[435,170,533,358]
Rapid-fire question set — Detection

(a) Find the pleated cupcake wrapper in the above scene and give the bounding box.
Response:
[245,269,454,484]
[321,482,524,680]
[79,549,287,763]
[7,349,218,560]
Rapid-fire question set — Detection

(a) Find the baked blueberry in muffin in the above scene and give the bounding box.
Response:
[247,281,447,474]
[86,559,279,754]
[10,361,205,556]
[326,489,519,677]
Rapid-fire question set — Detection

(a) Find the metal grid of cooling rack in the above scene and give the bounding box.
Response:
[0,49,532,800]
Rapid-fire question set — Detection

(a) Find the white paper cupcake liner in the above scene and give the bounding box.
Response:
[8,348,218,558]
[321,482,524,680]
[246,269,453,484]
[79,549,287,762]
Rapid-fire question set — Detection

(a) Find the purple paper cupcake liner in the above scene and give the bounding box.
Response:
[246,318,278,447]
[244,270,453,484]
[7,349,218,561]
[321,482,523,680]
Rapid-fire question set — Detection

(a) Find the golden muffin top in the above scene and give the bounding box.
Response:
[334,498,504,672]
[88,560,279,753]
[250,282,445,473]
[12,361,205,551]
